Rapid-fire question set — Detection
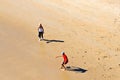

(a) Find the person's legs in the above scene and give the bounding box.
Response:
[41,32,44,39]
[61,60,68,70]
[61,62,66,70]
[39,32,43,40]
[38,32,41,40]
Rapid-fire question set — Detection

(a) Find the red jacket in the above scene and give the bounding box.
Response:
[62,54,68,62]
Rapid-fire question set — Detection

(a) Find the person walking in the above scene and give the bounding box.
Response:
[38,24,44,41]
[56,51,68,70]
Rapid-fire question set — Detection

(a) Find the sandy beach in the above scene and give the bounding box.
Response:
[0,0,120,80]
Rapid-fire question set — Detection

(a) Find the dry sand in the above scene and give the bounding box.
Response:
[0,0,120,80]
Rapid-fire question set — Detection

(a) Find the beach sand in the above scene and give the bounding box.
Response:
[0,0,120,80]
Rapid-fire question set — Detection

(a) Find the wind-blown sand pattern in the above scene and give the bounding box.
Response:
[0,0,120,80]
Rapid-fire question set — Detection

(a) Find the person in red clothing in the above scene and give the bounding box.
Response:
[56,51,68,70]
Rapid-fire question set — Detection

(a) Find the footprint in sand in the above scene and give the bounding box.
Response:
[82,56,84,58]
[119,64,120,67]
[84,51,87,53]
[98,58,100,60]
[84,62,86,64]
[109,67,112,70]
[116,48,120,52]
[103,56,108,59]
[71,56,74,58]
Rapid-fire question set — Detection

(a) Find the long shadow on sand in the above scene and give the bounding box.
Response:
[43,39,64,43]
[66,66,87,73]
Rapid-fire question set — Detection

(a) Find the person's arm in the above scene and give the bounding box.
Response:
[56,56,62,58]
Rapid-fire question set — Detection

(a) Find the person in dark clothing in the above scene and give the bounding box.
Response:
[38,24,44,41]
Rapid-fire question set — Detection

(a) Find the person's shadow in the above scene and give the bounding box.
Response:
[66,66,87,73]
[43,39,64,43]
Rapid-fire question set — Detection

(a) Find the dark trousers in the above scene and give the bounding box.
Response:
[38,32,43,39]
